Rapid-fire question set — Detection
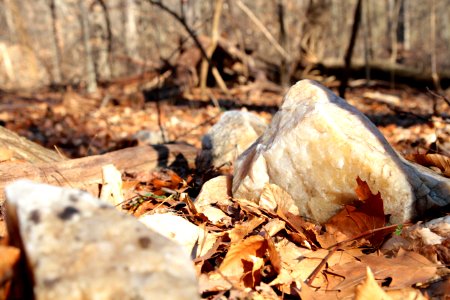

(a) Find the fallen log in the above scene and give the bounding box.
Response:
[0,143,197,205]
[0,126,64,163]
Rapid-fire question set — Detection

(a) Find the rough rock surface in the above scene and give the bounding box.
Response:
[233,80,450,224]
[4,180,199,300]
[196,110,266,171]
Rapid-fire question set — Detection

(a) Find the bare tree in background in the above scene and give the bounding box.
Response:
[124,0,138,73]
[95,0,113,79]
[276,0,289,87]
[430,0,441,91]
[79,0,97,93]
[388,0,401,88]
[339,0,362,98]
[362,0,373,84]
[48,0,62,85]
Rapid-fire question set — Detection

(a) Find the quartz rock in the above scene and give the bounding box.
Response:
[4,180,199,300]
[196,111,266,171]
[233,80,450,224]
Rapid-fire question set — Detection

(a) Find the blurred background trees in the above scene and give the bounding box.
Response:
[0,0,449,92]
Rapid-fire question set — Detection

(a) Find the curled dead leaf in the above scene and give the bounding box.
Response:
[407,153,450,177]
[317,177,387,248]
[219,235,267,287]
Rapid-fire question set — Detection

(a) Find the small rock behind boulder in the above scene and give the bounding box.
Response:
[196,110,266,174]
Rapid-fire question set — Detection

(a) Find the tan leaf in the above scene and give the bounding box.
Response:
[407,153,450,177]
[263,218,285,237]
[228,216,265,243]
[355,267,391,300]
[259,183,299,215]
[219,235,267,282]
[331,250,437,291]
[355,267,428,300]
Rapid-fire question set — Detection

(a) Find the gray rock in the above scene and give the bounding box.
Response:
[196,110,266,171]
[4,180,199,300]
[233,80,450,224]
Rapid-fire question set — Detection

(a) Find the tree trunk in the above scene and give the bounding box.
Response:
[78,0,97,93]
[96,0,113,80]
[277,0,289,87]
[430,0,441,91]
[125,0,139,73]
[199,0,224,96]
[339,0,362,98]
[49,0,62,85]
[388,0,402,88]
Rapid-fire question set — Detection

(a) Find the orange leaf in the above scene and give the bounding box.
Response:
[219,235,267,285]
[318,178,386,248]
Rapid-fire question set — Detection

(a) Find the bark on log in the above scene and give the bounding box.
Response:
[0,143,197,205]
[0,126,64,163]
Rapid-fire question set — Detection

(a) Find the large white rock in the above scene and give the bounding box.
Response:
[233,80,450,224]
[196,110,266,172]
[4,180,199,300]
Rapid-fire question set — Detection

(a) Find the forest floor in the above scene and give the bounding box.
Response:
[0,80,449,299]
[1,82,449,159]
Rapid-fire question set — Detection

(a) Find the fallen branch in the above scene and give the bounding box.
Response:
[0,144,197,205]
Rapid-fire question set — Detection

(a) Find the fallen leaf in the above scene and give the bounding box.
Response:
[355,266,428,300]
[263,219,285,237]
[219,235,267,285]
[330,250,437,291]
[228,216,265,243]
[355,267,390,300]
[317,177,386,248]
[259,183,299,215]
[407,153,450,177]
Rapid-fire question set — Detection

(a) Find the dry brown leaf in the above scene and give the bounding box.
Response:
[219,235,267,285]
[386,288,428,300]
[259,183,299,215]
[317,177,386,248]
[407,153,450,177]
[228,216,265,243]
[330,250,437,291]
[355,267,391,300]
[263,219,286,237]
[265,234,282,274]
[0,245,20,299]
[355,267,428,300]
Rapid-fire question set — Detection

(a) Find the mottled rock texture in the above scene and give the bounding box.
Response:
[5,180,199,300]
[196,110,266,172]
[233,80,450,224]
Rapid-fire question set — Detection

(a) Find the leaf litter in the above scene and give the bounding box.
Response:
[1,86,449,299]
[115,173,447,299]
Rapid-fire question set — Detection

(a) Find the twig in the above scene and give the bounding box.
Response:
[427,87,450,107]
[147,0,230,95]
[235,0,290,61]
[305,245,338,286]
[200,0,224,96]
[325,223,406,250]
